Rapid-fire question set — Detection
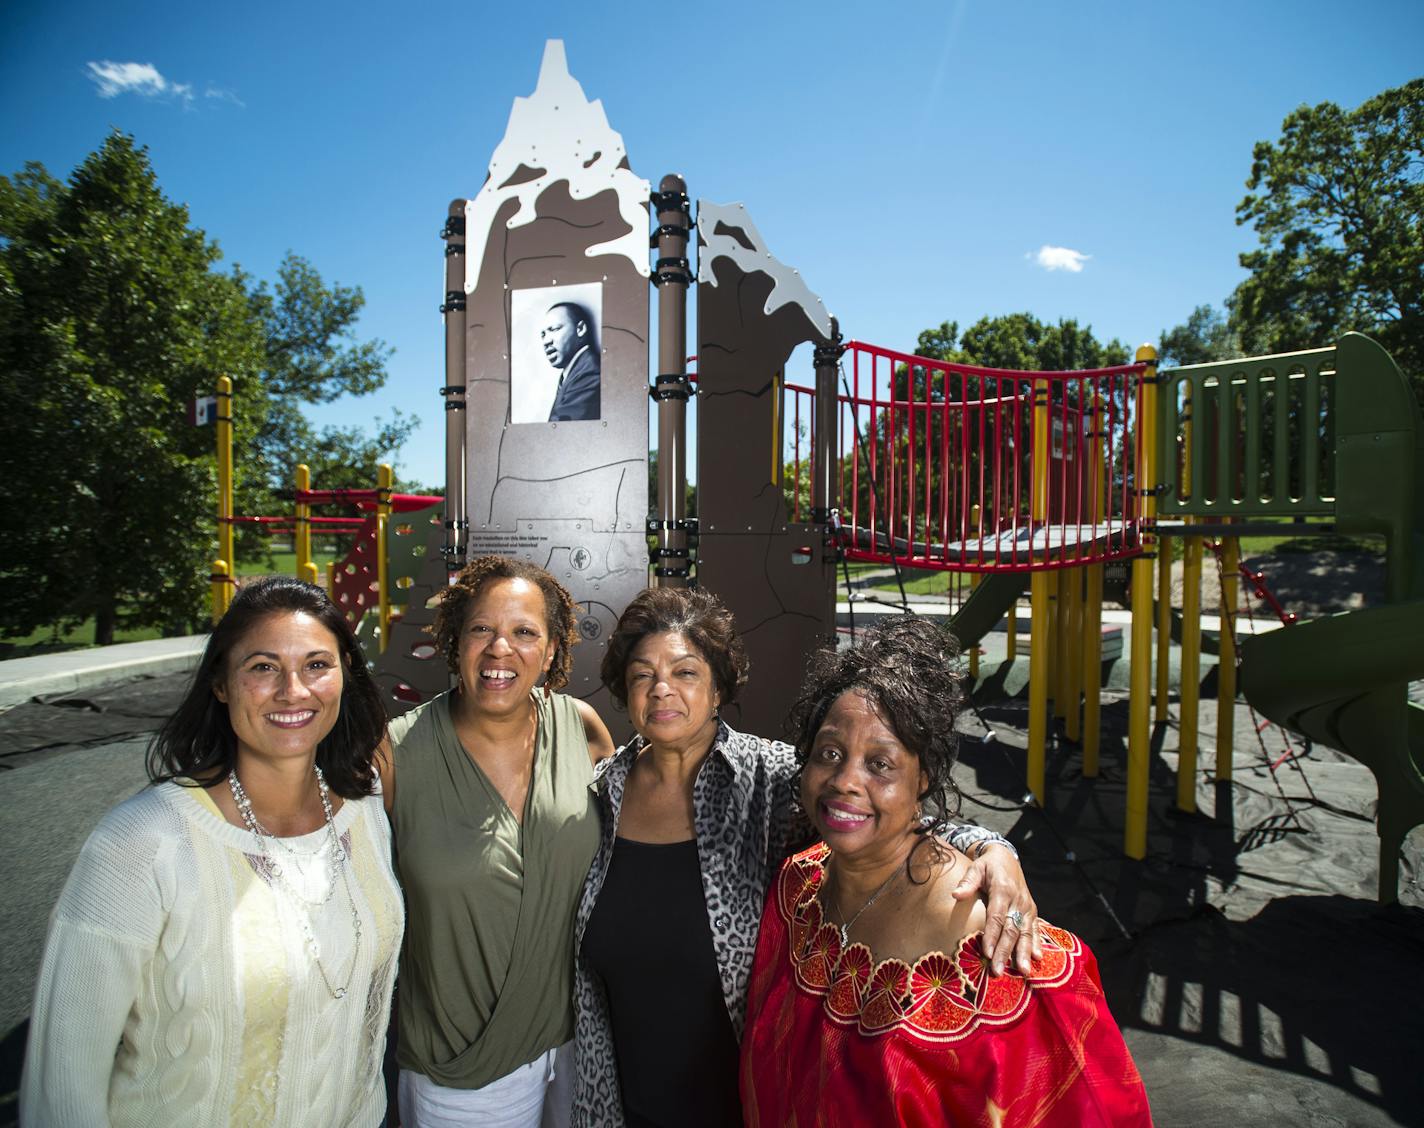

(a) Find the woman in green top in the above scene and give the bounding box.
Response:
[378,555,615,1127]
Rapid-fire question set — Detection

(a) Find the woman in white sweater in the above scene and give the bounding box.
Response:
[22,576,405,1127]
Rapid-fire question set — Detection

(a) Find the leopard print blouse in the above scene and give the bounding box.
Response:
[569,721,1011,1127]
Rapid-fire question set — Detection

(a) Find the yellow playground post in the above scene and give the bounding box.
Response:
[1125,344,1159,859]
[295,464,313,583]
[1027,377,1051,803]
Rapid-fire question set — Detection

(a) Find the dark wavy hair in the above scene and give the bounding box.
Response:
[600,587,749,710]
[787,616,964,828]
[147,576,387,799]
[430,555,579,691]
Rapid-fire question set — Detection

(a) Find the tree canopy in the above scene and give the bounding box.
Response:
[0,132,412,644]
[1228,78,1422,395]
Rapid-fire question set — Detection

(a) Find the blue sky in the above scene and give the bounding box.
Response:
[3,0,1420,490]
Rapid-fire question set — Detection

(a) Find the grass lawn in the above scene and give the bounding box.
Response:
[237,549,339,579]
[0,550,343,661]
[0,620,166,660]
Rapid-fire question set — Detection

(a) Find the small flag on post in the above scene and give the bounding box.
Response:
[188,395,219,426]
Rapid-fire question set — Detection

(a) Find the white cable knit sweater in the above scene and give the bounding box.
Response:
[21,780,403,1127]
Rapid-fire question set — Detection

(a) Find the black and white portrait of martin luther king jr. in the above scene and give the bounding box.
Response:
[539,301,600,421]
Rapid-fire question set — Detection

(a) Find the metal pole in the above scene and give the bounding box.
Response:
[1155,532,1172,723]
[1217,526,1238,782]
[377,463,393,653]
[441,200,468,567]
[215,375,234,620]
[812,318,841,522]
[1178,519,1202,810]
[1063,567,1082,743]
[1126,344,1159,859]
[652,174,692,588]
[1081,393,1107,776]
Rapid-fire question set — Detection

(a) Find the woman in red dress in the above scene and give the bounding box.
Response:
[740,617,1152,1127]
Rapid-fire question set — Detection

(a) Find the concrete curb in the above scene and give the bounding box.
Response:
[0,635,207,709]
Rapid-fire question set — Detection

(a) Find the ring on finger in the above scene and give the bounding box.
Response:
[1006,909,1026,930]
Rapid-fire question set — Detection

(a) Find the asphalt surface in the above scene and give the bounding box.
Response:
[1,665,1420,1127]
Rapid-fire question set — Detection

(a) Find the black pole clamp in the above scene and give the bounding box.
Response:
[441,215,466,239]
[813,341,847,368]
[654,565,692,579]
[650,189,691,215]
[646,517,698,534]
[440,291,466,314]
[650,223,691,247]
[649,374,692,402]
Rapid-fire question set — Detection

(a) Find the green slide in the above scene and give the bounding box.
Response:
[1163,333,1424,903]
[1240,602,1424,902]
[947,571,1026,651]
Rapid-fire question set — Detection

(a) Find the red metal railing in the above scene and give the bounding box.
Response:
[782,342,1149,573]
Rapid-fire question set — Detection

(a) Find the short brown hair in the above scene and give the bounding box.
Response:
[431,555,580,691]
[600,587,749,710]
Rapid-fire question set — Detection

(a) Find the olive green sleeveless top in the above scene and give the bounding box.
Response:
[389,689,599,1088]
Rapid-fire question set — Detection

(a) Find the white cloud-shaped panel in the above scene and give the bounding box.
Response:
[696,201,832,340]
[463,40,650,293]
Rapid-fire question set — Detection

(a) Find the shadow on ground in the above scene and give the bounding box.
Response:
[955,689,1422,1127]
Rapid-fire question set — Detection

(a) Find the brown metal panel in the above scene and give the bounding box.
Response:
[462,43,649,741]
[695,204,836,740]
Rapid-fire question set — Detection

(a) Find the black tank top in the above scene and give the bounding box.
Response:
[582,837,743,1127]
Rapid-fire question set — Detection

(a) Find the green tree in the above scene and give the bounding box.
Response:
[1228,78,1423,400]
[1159,304,1240,368]
[0,133,407,644]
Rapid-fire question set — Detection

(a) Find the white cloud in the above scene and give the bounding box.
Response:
[1031,244,1091,273]
[85,61,192,104]
[204,86,245,108]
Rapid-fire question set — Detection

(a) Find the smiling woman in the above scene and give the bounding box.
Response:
[739,618,1153,1126]
[21,576,403,1127]
[380,555,615,1128]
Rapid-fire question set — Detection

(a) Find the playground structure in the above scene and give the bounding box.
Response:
[200,41,1422,902]
[208,402,442,661]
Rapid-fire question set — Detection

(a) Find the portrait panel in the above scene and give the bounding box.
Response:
[509,281,604,423]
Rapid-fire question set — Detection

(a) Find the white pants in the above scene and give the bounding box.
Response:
[398,1041,574,1128]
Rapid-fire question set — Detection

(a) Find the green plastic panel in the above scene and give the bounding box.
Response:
[1157,347,1337,518]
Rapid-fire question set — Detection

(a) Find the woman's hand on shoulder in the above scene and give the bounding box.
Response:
[951,843,1041,976]
[576,699,616,765]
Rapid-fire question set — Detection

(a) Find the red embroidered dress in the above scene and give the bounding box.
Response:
[740,844,1152,1127]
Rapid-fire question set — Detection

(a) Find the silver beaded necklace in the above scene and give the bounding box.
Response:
[228,765,363,1000]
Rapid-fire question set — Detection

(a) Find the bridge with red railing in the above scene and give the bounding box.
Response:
[781,341,1152,574]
